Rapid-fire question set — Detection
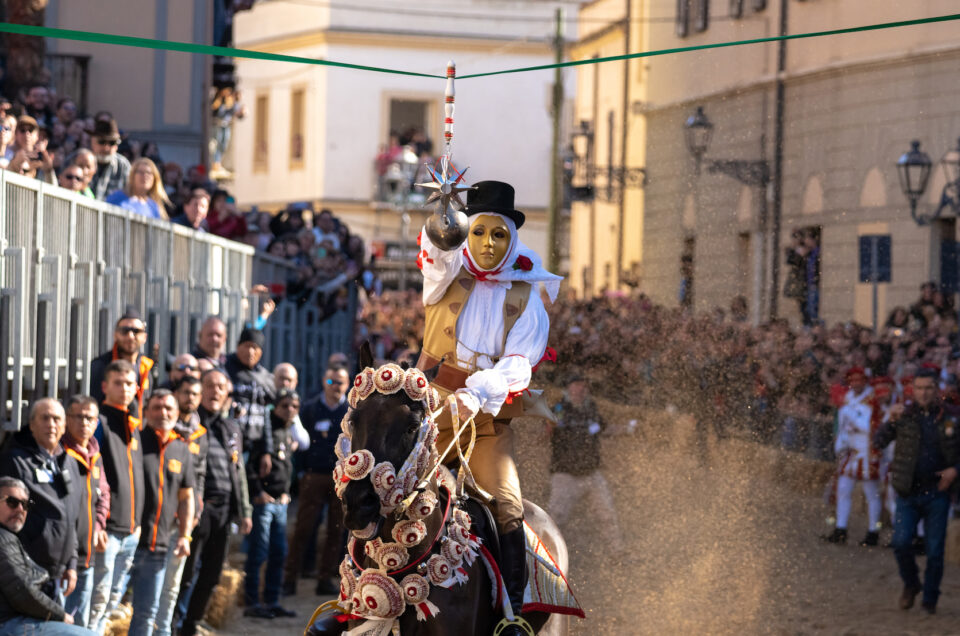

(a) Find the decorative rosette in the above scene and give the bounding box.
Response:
[403,368,429,402]
[371,462,397,498]
[349,368,375,408]
[339,557,358,604]
[376,542,410,570]
[408,490,438,520]
[402,469,419,494]
[425,387,442,413]
[341,410,354,439]
[392,519,427,547]
[333,461,349,498]
[334,433,352,460]
[380,486,405,514]
[453,507,471,530]
[427,554,453,586]
[363,538,383,560]
[357,569,405,619]
[448,521,471,546]
[373,364,405,394]
[351,521,379,540]
[400,573,441,621]
[441,537,465,566]
[415,444,431,478]
[343,449,375,481]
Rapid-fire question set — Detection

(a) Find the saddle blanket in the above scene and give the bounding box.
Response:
[479,521,585,619]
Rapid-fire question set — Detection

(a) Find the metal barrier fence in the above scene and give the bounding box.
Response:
[0,172,355,431]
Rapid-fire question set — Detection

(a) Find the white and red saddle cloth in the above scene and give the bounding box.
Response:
[479,521,584,620]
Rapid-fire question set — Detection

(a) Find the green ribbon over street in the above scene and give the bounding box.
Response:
[0,12,957,81]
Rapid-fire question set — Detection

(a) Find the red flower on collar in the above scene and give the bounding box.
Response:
[513,255,533,271]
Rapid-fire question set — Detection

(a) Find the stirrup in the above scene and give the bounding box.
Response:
[493,616,535,636]
[304,599,349,636]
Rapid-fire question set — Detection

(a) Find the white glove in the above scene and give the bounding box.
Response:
[454,389,481,423]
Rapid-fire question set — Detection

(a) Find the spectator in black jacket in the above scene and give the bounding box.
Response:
[154,376,208,636]
[89,306,155,418]
[0,399,81,604]
[244,390,299,619]
[283,365,349,596]
[176,369,252,636]
[190,317,227,371]
[62,395,110,629]
[225,327,276,469]
[0,476,89,633]
[89,360,146,633]
[129,390,195,636]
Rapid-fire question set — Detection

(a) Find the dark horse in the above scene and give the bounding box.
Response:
[309,345,571,636]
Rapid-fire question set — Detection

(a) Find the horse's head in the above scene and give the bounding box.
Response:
[341,389,427,531]
[339,342,441,533]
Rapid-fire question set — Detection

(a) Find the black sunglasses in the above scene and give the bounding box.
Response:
[176,363,198,372]
[96,138,119,146]
[117,326,145,336]
[62,174,83,182]
[4,495,31,511]
[326,379,345,386]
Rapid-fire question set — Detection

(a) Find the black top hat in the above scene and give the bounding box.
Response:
[463,181,525,229]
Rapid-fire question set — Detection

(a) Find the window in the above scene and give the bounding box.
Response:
[290,87,305,168]
[729,0,743,18]
[752,0,766,10]
[694,0,709,32]
[254,92,269,172]
[676,0,690,37]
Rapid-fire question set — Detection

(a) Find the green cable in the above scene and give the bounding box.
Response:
[0,12,957,81]
[0,22,445,79]
[457,12,960,79]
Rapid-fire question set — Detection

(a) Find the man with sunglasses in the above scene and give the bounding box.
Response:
[0,399,82,606]
[162,353,201,390]
[86,118,130,201]
[58,164,86,193]
[283,365,349,596]
[0,476,90,633]
[89,306,155,419]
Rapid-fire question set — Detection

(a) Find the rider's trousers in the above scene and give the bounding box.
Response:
[435,410,524,534]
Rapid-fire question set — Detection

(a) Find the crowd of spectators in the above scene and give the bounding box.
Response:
[0,307,352,634]
[0,81,371,314]
[355,279,960,464]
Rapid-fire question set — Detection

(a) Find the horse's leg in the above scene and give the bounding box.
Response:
[522,500,571,636]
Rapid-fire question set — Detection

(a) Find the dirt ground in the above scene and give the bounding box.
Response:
[222,412,960,636]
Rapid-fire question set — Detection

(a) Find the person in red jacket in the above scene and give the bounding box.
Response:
[205,189,247,240]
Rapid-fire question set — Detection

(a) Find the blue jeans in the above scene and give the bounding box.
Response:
[129,548,170,636]
[89,530,139,633]
[0,616,92,635]
[244,502,288,607]
[154,546,186,636]
[891,490,950,606]
[63,565,95,628]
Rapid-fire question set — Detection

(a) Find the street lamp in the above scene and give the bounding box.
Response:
[684,106,714,171]
[383,144,421,290]
[895,140,934,225]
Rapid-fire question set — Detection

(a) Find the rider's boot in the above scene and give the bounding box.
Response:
[493,526,533,636]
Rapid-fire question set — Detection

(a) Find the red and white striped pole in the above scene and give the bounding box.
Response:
[443,60,455,154]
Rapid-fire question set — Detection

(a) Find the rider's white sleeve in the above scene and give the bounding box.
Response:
[463,285,549,416]
[419,227,463,306]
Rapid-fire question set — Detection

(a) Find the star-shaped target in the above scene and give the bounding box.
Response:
[417,155,473,213]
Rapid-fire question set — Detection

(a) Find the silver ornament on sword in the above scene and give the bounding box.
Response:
[419,60,472,250]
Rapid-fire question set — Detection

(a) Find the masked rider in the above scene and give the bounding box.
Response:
[416,180,561,636]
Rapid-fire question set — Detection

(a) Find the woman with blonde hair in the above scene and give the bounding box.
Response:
[105,156,170,219]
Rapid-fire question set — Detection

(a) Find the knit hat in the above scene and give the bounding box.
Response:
[238,327,265,349]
